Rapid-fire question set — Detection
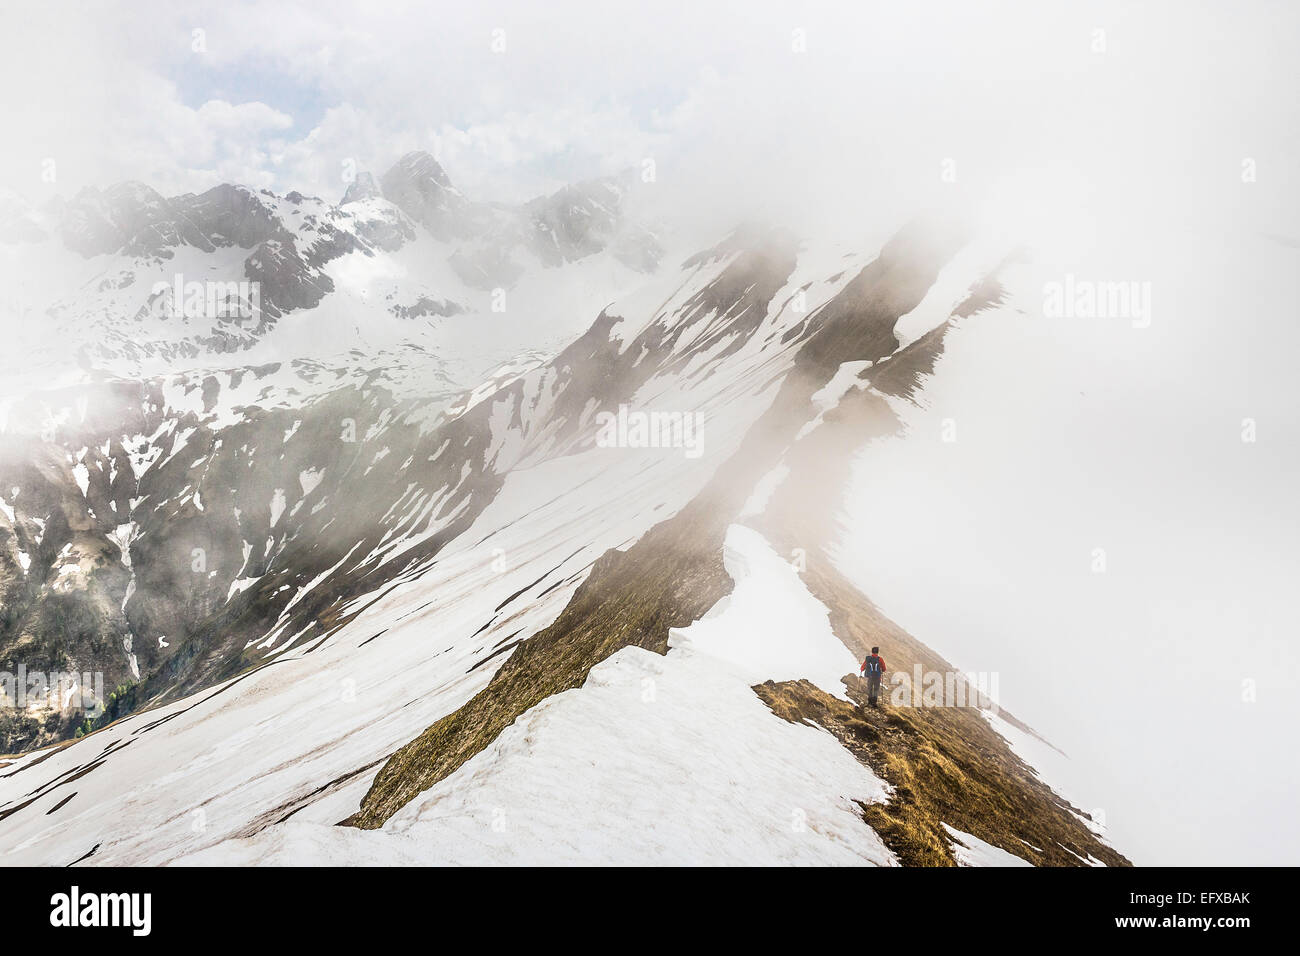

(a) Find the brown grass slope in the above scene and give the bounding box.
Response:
[756,675,1124,867]
[344,488,734,828]
[754,539,1127,867]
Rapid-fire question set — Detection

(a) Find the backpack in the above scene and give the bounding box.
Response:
[864,655,882,676]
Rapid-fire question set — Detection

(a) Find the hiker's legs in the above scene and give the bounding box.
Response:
[867,675,881,707]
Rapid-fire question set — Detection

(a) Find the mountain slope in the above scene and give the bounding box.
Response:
[0,155,669,752]
[0,210,1130,866]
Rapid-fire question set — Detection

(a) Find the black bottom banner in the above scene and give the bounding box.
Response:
[0,864,1278,943]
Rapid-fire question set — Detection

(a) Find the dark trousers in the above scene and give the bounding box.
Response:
[866,674,882,705]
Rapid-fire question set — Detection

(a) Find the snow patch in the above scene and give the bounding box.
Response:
[298,467,324,496]
[181,642,894,866]
[669,524,860,700]
[942,823,1033,867]
[269,489,287,528]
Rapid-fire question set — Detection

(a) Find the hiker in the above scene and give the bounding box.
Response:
[860,646,887,708]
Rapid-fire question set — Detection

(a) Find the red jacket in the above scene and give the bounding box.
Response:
[861,654,887,676]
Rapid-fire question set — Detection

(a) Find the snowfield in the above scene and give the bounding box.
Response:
[670,525,861,701]
[178,525,895,866]
[0,231,872,865]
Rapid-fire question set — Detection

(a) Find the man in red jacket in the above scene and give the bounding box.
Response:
[860,646,887,708]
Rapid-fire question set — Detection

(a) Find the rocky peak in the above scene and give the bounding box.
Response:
[390,150,453,188]
[54,180,225,258]
[341,170,381,205]
[380,151,475,241]
[168,183,291,251]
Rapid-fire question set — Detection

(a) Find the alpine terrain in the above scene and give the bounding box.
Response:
[0,152,1134,867]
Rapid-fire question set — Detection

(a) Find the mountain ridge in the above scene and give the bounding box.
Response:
[0,167,1129,867]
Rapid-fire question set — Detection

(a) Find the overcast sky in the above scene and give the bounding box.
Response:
[2,1,1296,244]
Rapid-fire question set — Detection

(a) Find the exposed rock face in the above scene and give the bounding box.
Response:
[525,180,626,266]
[347,199,416,252]
[56,180,356,262]
[243,238,333,319]
[390,294,462,320]
[168,184,292,251]
[0,383,159,749]
[340,171,381,205]
[377,152,663,287]
[59,182,209,258]
[56,185,135,256]
[0,374,429,750]
[379,151,480,241]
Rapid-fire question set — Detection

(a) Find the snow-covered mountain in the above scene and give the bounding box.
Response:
[0,161,1130,866]
[0,151,662,408]
[0,153,667,749]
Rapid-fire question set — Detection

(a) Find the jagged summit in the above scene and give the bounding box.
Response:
[388,149,455,188]
[340,170,381,205]
[379,150,474,241]
[58,180,209,257]
[0,155,667,405]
